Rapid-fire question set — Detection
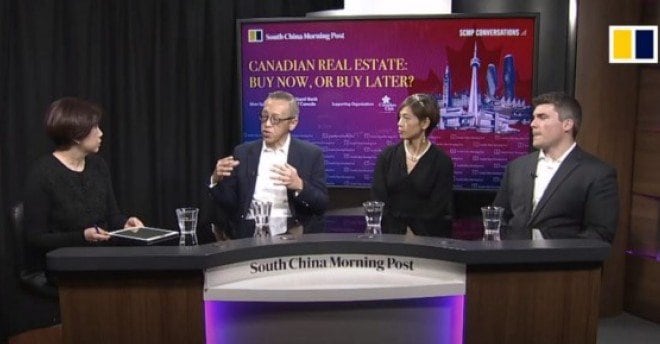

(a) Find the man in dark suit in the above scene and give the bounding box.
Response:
[209,91,328,238]
[494,92,618,242]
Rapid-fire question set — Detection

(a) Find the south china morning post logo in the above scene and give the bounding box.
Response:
[248,29,263,43]
[248,29,346,43]
[609,25,658,64]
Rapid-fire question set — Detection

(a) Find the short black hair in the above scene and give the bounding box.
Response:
[532,92,582,137]
[45,97,102,149]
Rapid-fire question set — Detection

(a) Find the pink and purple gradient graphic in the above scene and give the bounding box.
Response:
[205,295,464,343]
[240,17,536,189]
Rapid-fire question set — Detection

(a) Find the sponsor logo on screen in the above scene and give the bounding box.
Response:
[248,29,263,43]
[609,25,658,64]
[378,95,396,112]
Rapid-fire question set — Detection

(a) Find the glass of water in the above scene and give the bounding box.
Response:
[176,207,199,246]
[250,200,272,238]
[481,206,504,241]
[361,201,385,238]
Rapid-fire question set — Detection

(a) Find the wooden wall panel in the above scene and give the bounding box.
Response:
[628,195,660,257]
[574,0,640,316]
[625,0,660,323]
[632,69,660,197]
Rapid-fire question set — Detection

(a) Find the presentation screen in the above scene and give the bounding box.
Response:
[238,15,537,189]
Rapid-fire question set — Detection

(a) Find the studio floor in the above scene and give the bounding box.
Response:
[598,312,660,343]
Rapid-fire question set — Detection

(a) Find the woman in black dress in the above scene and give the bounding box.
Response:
[24,97,144,271]
[371,93,454,237]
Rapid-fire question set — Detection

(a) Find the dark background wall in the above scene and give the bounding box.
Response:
[0,0,343,339]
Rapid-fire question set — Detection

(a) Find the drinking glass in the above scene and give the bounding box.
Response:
[250,200,272,238]
[481,206,504,241]
[361,201,385,238]
[176,207,199,246]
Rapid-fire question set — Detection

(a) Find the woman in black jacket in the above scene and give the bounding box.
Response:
[24,97,144,271]
[371,93,454,237]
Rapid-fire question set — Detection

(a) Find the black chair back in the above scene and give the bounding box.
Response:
[8,203,58,298]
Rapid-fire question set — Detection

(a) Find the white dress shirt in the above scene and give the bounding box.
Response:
[531,142,576,239]
[251,134,292,235]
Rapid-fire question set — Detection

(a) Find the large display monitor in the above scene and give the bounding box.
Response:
[238,15,537,189]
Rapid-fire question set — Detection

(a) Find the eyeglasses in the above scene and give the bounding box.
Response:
[258,113,295,125]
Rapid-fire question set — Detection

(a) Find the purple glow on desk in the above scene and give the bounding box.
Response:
[205,295,464,343]
[447,295,465,342]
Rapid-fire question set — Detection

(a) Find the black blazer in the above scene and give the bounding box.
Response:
[493,146,619,242]
[371,142,454,237]
[209,138,329,238]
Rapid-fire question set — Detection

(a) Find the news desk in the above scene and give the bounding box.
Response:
[48,227,610,344]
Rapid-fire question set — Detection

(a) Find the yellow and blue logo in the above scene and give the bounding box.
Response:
[609,25,658,64]
[248,29,263,43]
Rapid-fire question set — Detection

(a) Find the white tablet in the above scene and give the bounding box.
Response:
[109,227,178,243]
